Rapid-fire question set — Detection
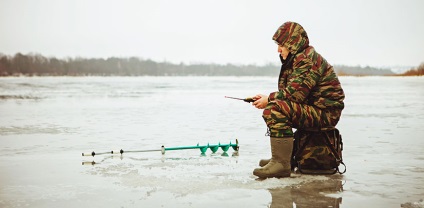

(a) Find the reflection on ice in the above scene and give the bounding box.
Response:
[269,176,343,208]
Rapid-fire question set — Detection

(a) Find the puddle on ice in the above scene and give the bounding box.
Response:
[76,151,347,207]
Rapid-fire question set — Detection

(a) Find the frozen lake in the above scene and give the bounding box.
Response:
[0,76,423,207]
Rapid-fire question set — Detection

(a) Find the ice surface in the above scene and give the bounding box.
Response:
[0,76,423,207]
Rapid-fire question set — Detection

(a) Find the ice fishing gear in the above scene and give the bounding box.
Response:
[292,127,346,174]
[225,96,256,103]
[82,140,239,157]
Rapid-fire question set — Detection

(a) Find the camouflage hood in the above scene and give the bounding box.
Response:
[272,22,309,54]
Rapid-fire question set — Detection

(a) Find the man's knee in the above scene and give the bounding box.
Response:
[263,100,291,118]
[262,100,294,137]
[262,100,292,124]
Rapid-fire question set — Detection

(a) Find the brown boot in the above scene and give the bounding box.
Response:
[259,158,271,167]
[253,137,293,178]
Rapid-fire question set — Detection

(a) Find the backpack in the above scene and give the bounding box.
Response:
[292,127,346,174]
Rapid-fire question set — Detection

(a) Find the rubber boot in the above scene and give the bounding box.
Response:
[259,158,271,167]
[253,137,293,178]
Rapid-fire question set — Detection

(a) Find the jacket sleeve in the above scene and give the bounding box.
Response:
[269,57,319,103]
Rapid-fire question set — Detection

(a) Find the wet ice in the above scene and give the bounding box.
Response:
[0,76,423,207]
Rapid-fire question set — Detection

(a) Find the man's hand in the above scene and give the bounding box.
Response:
[252,94,269,109]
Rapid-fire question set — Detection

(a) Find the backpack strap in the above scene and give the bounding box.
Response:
[337,161,347,174]
[323,130,346,174]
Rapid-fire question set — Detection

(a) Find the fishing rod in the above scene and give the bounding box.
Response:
[82,140,239,157]
[224,96,256,103]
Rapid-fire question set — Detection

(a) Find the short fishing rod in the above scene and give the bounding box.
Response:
[82,140,239,157]
[224,96,256,103]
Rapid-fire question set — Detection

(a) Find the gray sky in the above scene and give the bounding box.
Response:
[1,0,423,69]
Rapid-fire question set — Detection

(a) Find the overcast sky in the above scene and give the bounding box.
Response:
[1,0,423,70]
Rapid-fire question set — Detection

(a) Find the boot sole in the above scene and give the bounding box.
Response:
[253,170,291,179]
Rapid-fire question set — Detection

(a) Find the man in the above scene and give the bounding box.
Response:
[251,22,345,178]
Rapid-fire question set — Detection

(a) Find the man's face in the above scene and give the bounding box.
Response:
[278,45,289,60]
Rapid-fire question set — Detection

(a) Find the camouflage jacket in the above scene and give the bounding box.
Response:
[270,22,345,110]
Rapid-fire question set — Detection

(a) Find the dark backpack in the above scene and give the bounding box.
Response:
[292,128,346,174]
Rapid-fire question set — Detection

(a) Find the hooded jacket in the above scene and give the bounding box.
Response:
[270,22,345,110]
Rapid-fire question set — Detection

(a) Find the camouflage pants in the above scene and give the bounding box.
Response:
[262,99,342,137]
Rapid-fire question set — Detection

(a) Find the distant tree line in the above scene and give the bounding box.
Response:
[0,53,281,76]
[400,63,424,76]
[0,52,404,76]
[335,65,395,76]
